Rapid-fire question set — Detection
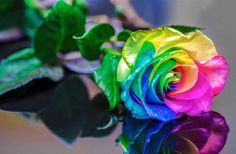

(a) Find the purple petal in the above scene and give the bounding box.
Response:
[173,112,213,149]
[200,112,229,154]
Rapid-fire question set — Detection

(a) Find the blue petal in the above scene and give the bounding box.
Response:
[146,59,176,104]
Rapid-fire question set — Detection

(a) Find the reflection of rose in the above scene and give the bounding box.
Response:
[117,27,229,121]
[120,112,229,154]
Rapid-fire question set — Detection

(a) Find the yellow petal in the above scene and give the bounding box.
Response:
[177,31,218,61]
[117,58,131,82]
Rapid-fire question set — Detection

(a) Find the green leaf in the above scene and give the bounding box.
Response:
[39,76,116,144]
[0,49,63,95]
[76,23,115,60]
[5,48,35,61]
[168,25,202,34]
[93,53,121,110]
[33,0,86,63]
[0,0,24,30]
[117,29,132,41]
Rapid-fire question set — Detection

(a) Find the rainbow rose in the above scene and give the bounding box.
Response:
[117,26,229,121]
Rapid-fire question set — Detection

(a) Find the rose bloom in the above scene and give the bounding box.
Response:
[117,26,229,121]
[120,112,229,154]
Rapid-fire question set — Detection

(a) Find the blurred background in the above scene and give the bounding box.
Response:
[0,0,235,153]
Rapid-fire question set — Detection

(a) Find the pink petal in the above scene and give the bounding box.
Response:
[185,87,213,116]
[165,97,192,113]
[165,72,213,115]
[167,72,210,100]
[196,56,229,96]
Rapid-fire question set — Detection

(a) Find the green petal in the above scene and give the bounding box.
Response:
[157,71,180,95]
[129,48,179,101]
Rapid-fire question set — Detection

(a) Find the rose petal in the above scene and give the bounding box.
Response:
[196,56,229,96]
[146,59,176,103]
[185,89,213,116]
[146,104,177,121]
[168,72,210,100]
[177,31,217,62]
[165,72,213,115]
[170,64,198,95]
[165,97,192,113]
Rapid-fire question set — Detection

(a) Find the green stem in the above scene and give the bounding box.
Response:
[103,48,121,56]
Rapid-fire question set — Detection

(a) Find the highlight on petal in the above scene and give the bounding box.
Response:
[117,58,131,82]
[196,56,229,96]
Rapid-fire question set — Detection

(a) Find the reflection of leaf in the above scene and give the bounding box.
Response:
[0,49,64,96]
[94,53,121,110]
[39,76,117,144]
[0,79,58,112]
[81,94,117,138]
[34,0,86,63]
[76,23,115,60]
[91,124,117,138]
